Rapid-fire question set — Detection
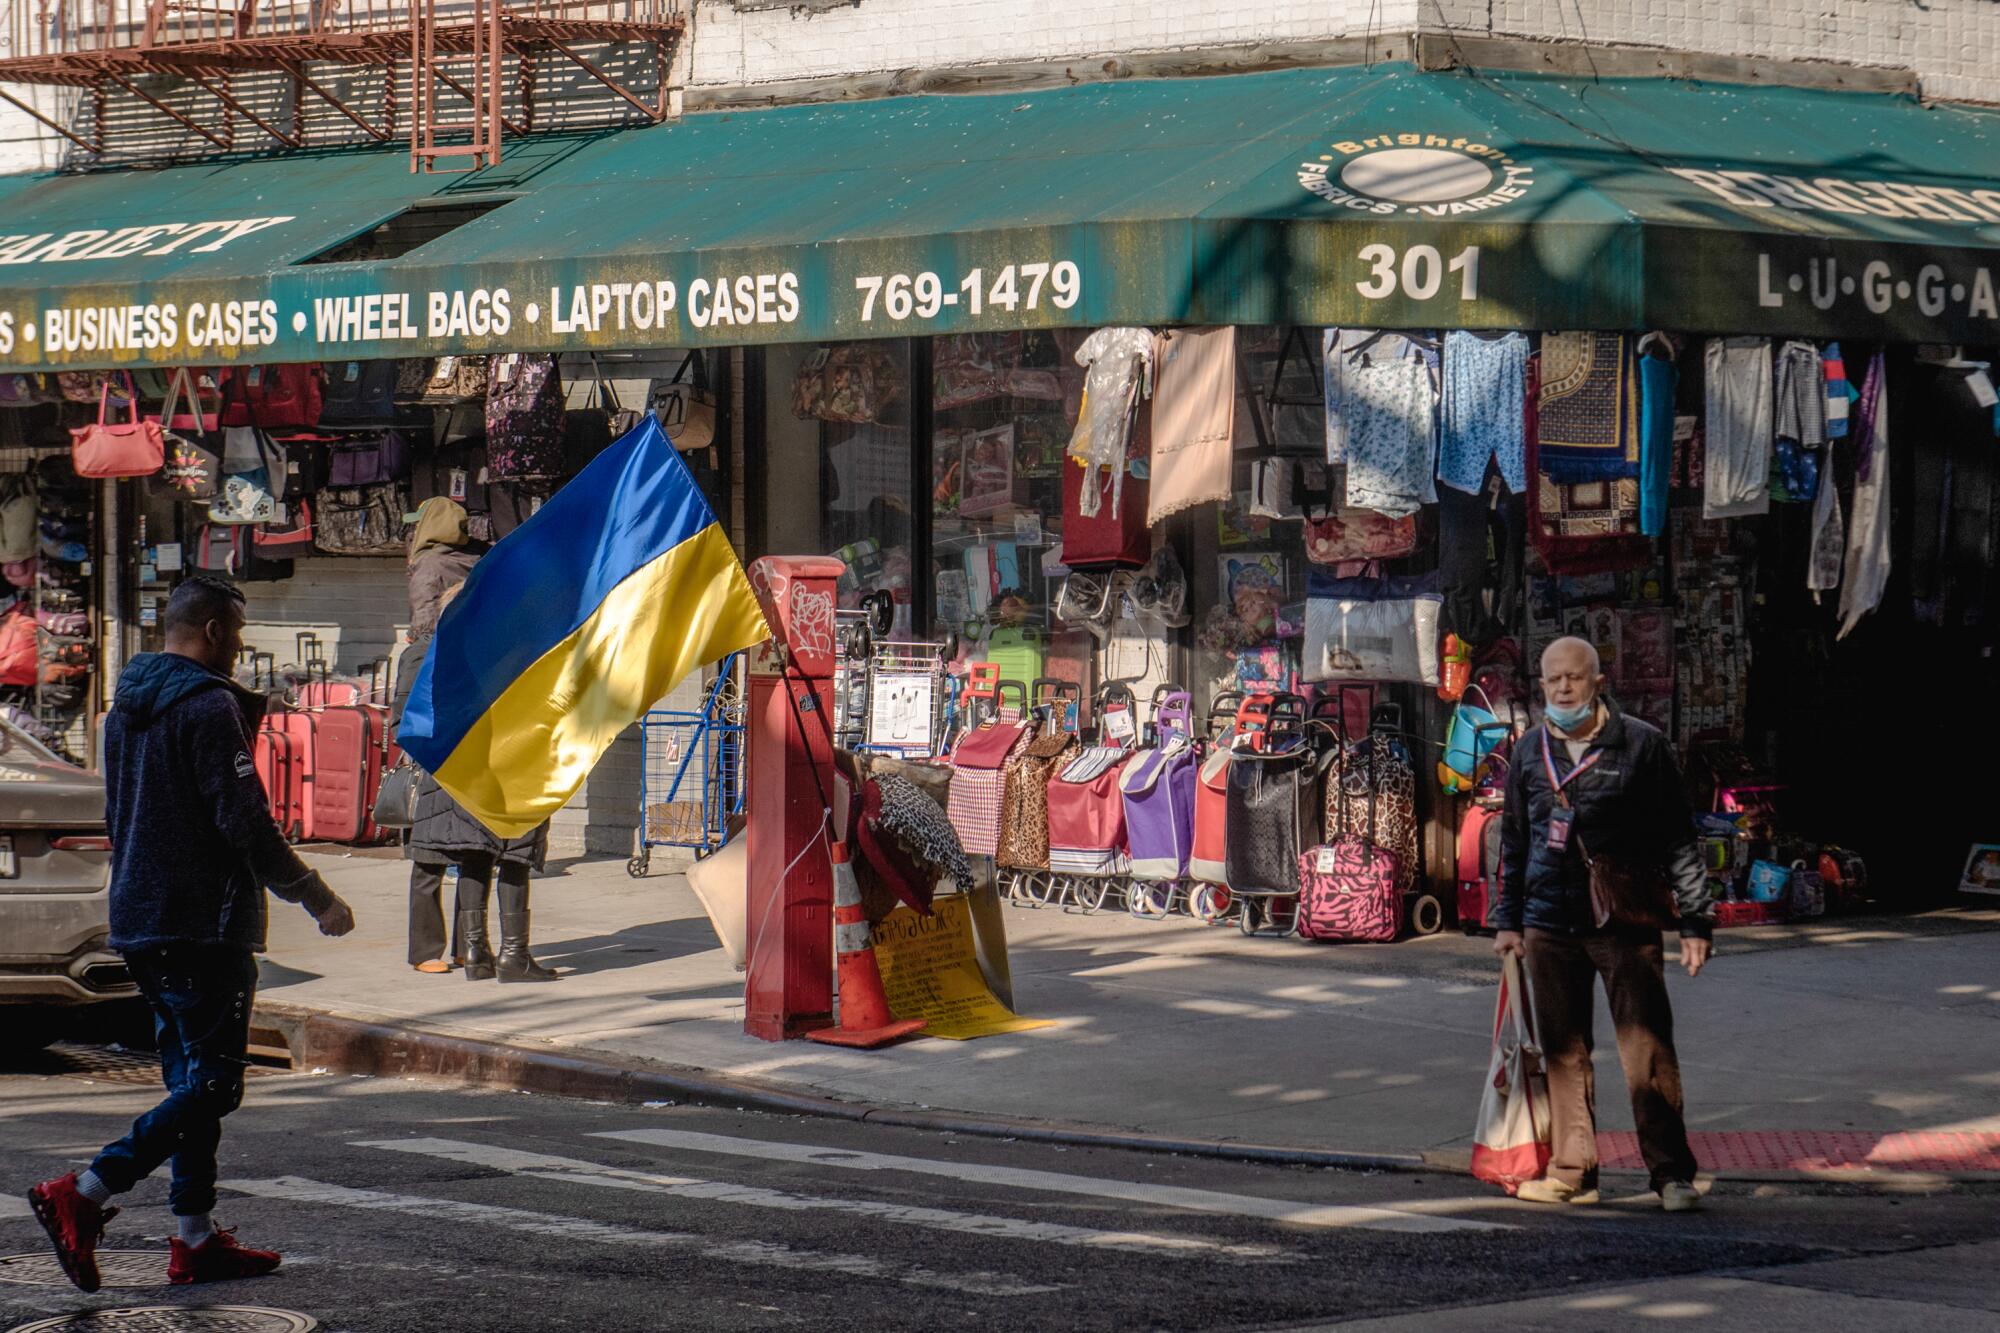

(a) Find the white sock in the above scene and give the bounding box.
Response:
[176,1214,215,1247]
[74,1170,114,1206]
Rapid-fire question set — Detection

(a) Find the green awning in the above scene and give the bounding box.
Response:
[7,63,2000,368]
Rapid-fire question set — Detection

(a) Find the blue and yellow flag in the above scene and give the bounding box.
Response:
[398,416,770,837]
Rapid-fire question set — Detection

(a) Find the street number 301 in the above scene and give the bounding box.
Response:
[1354,244,1481,302]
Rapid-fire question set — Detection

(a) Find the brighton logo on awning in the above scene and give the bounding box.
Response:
[1298,135,1535,216]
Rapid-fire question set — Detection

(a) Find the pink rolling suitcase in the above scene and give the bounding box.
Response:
[310,704,396,844]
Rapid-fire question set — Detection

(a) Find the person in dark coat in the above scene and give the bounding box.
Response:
[405,496,485,645]
[393,580,559,983]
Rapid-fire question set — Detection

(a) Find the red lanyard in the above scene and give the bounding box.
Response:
[1541,727,1601,803]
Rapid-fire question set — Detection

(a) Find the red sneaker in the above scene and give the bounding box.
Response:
[168,1228,283,1285]
[26,1173,117,1293]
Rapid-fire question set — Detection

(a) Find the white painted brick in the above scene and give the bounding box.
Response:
[683,0,2000,105]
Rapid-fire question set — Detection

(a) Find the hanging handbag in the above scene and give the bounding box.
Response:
[394,358,438,402]
[70,374,165,479]
[255,498,314,551]
[194,523,246,574]
[1060,457,1151,571]
[314,484,411,556]
[149,368,221,435]
[486,354,567,482]
[417,355,490,404]
[326,431,412,488]
[157,427,223,502]
[218,364,324,430]
[57,370,115,404]
[319,359,402,427]
[1302,570,1443,686]
[208,470,280,525]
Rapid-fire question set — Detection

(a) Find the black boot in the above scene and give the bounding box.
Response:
[458,909,495,981]
[496,911,559,983]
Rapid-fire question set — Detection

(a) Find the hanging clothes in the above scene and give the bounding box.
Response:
[1147,326,1236,524]
[1822,343,1850,439]
[1535,332,1638,483]
[1702,337,1773,520]
[1636,333,1677,539]
[1438,331,1529,496]
[1838,352,1890,639]
[1323,330,1438,519]
[1070,326,1153,517]
[1438,462,1526,648]
[1772,340,1828,503]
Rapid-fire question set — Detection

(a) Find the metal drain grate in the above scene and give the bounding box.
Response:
[0,1251,168,1288]
[4,1309,317,1332]
[37,1045,282,1087]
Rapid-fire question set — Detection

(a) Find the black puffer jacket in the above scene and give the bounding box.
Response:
[391,639,547,868]
[1496,701,1712,940]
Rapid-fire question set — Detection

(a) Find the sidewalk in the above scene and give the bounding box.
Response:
[261,850,2000,1169]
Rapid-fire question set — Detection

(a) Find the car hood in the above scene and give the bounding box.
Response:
[0,748,106,826]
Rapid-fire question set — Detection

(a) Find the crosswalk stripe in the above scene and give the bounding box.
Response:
[356,1137,1295,1264]
[231,1176,1060,1297]
[0,1197,29,1220]
[595,1129,1509,1234]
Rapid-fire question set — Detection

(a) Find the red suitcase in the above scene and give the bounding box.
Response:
[258,709,319,841]
[310,704,396,845]
[254,720,307,841]
[1456,803,1504,933]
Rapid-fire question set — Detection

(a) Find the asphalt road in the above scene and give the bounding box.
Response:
[1,1047,1996,1332]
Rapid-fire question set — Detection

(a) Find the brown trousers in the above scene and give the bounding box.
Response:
[1524,926,1699,1193]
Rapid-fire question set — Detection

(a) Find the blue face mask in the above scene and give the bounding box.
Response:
[1545,699,1594,731]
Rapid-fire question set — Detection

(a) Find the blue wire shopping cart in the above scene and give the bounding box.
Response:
[629,653,746,877]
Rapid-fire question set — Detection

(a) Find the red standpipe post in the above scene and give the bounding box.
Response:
[742,555,845,1041]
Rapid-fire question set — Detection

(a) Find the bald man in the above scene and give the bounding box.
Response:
[1495,636,1712,1213]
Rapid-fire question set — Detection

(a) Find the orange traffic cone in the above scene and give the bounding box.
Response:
[807,842,927,1049]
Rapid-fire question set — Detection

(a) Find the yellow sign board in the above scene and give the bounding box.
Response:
[870,896,1054,1041]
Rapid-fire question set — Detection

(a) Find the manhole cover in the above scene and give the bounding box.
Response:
[0,1251,169,1287]
[34,1046,280,1087]
[4,1308,318,1333]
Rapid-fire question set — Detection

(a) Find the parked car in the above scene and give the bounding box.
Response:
[0,711,136,1057]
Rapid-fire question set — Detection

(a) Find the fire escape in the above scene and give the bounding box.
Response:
[0,0,684,172]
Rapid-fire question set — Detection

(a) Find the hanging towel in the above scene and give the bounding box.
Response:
[1822,342,1850,439]
[1806,447,1846,600]
[1536,332,1638,483]
[1637,336,1677,539]
[1702,337,1773,519]
[1070,326,1153,517]
[1148,326,1236,524]
[1838,353,1890,639]
[1438,331,1529,496]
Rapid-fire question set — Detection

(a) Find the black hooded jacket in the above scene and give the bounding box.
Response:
[103,652,332,953]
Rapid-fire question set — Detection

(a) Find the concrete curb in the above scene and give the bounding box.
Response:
[254,1001,1437,1174]
[254,1002,2000,1186]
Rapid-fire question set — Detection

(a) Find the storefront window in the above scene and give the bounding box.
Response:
[926,332,1093,707]
[765,339,916,637]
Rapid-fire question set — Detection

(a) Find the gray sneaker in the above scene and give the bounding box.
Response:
[1515,1178,1601,1206]
[1660,1180,1702,1212]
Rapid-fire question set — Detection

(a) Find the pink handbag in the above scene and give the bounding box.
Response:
[70,374,165,479]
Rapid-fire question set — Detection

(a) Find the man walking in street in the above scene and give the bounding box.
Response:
[27,576,356,1291]
[1494,635,1712,1212]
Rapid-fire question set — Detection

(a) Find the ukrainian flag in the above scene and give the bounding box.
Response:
[397,416,769,837]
